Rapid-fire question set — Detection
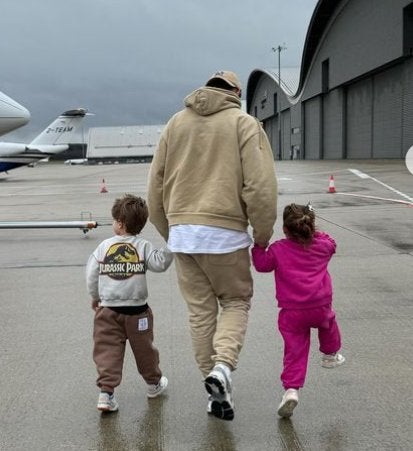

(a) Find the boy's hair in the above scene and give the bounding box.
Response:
[283,203,315,245]
[111,194,148,235]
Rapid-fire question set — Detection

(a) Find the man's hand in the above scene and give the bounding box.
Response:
[91,299,100,311]
[254,240,269,249]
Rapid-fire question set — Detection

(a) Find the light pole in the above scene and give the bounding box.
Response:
[272,43,286,159]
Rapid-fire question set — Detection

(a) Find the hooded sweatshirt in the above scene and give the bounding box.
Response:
[148,87,278,245]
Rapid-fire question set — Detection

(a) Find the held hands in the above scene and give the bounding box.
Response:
[253,229,271,249]
[254,240,269,249]
[91,299,101,311]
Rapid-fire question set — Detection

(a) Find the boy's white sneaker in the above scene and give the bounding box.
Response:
[97,392,119,412]
[277,389,299,418]
[147,376,168,398]
[321,353,346,368]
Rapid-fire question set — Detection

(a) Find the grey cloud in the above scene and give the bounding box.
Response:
[0,0,317,141]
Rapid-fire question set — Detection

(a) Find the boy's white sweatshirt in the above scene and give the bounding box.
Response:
[86,234,173,307]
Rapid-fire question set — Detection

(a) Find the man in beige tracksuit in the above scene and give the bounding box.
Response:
[147,70,277,420]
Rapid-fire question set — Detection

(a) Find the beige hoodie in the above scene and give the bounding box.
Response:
[148,86,277,245]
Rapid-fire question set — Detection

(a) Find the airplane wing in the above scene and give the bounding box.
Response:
[26,144,69,154]
[0,142,27,156]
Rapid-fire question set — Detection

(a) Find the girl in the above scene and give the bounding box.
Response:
[251,203,345,418]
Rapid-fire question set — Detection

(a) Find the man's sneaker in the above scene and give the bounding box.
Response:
[277,389,298,418]
[321,353,346,368]
[97,392,119,412]
[207,395,213,414]
[147,376,168,398]
[204,365,234,421]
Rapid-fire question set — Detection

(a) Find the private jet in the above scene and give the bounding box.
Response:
[0,98,95,232]
[0,108,88,173]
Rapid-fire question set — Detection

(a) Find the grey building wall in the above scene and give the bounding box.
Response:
[246,0,413,160]
[302,0,410,101]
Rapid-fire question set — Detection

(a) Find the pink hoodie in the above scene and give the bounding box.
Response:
[251,231,336,309]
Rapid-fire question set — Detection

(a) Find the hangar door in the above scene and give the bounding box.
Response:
[402,59,413,155]
[346,78,373,158]
[304,97,321,159]
[373,66,402,158]
[263,116,278,160]
[323,88,343,159]
[281,109,291,160]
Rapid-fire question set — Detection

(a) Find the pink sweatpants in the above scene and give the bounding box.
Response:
[278,304,341,389]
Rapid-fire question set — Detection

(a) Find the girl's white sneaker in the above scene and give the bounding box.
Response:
[321,353,346,368]
[277,388,298,418]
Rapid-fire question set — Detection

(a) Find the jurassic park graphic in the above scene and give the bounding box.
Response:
[100,243,145,280]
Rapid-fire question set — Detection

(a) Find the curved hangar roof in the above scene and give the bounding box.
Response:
[246,0,339,109]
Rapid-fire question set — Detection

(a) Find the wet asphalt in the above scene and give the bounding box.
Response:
[0,159,412,451]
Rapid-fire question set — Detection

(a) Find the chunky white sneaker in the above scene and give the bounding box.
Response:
[97,392,119,412]
[147,376,168,398]
[204,365,234,421]
[321,353,346,368]
[207,395,213,414]
[277,389,298,418]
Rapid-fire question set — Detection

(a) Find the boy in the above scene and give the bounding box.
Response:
[86,194,173,412]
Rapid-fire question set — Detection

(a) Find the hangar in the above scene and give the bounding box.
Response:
[247,0,413,160]
[86,125,164,163]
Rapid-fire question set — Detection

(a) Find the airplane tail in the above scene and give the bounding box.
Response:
[29,108,88,150]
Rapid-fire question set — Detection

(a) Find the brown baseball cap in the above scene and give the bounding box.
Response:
[206,70,242,90]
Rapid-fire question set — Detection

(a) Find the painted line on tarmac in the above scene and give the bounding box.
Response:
[348,168,371,179]
[337,192,413,206]
[348,168,413,203]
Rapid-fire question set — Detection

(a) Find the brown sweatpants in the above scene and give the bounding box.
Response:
[174,247,253,377]
[93,306,162,392]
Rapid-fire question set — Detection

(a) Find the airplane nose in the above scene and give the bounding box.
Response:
[14,104,31,126]
[0,91,31,135]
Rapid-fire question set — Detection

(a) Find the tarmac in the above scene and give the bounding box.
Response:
[0,159,412,451]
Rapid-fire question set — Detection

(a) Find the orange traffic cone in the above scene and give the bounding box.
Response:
[100,178,108,193]
[328,175,336,193]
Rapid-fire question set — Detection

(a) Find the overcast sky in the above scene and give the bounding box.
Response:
[1,0,318,142]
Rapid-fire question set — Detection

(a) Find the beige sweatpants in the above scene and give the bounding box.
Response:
[174,247,253,377]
